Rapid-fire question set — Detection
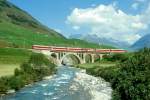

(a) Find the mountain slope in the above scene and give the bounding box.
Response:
[0,0,113,49]
[70,34,130,49]
[131,34,150,50]
[0,0,64,48]
[0,0,63,37]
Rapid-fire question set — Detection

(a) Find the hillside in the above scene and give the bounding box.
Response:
[0,47,32,76]
[0,0,114,49]
[131,34,150,50]
[0,0,63,37]
[0,47,31,64]
[0,0,63,48]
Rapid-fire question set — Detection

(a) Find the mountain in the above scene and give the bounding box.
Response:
[0,0,64,47]
[0,0,64,37]
[69,34,82,39]
[70,34,130,49]
[0,0,113,49]
[131,34,150,50]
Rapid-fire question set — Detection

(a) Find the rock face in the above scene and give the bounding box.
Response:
[74,70,112,100]
[131,34,150,50]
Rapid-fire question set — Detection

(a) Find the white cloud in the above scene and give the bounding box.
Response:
[132,3,139,10]
[67,3,150,44]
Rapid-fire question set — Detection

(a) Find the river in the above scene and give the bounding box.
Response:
[1,66,112,100]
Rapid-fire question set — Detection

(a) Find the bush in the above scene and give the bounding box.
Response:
[112,48,150,100]
[14,68,20,76]
[8,76,25,91]
[0,77,10,94]
[103,53,130,62]
[29,53,55,67]
[20,62,33,74]
[86,66,119,82]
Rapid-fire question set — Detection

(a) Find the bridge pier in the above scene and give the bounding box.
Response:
[91,54,95,63]
[99,54,104,60]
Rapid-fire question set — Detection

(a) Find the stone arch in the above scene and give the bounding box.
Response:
[50,53,59,65]
[51,53,57,59]
[94,54,100,62]
[85,54,92,63]
[60,53,82,65]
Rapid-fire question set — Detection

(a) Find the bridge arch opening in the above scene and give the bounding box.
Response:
[94,54,100,62]
[51,53,57,59]
[61,54,81,65]
[85,54,92,63]
[50,53,58,64]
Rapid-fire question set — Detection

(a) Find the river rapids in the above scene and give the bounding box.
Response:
[1,66,112,100]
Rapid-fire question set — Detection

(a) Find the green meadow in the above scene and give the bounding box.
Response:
[0,48,31,76]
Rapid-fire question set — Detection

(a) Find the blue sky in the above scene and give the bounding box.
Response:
[9,0,150,44]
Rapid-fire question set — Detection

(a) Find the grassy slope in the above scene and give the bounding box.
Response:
[0,21,114,49]
[0,48,31,64]
[0,64,19,77]
[0,0,63,38]
[0,48,31,76]
[0,0,114,49]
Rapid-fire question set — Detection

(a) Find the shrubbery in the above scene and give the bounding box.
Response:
[111,48,150,100]
[86,48,150,100]
[0,77,10,94]
[87,66,119,82]
[0,53,56,94]
[103,53,130,62]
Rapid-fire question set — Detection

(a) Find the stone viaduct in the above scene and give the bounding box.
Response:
[32,45,127,65]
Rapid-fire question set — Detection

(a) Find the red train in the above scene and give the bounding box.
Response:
[32,45,51,50]
[32,45,127,53]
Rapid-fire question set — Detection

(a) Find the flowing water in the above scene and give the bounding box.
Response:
[1,66,112,100]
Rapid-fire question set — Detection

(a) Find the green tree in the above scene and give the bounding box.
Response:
[112,48,150,100]
[0,77,10,94]
[8,76,25,91]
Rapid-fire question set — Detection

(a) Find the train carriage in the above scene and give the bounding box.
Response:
[51,47,67,52]
[95,49,111,53]
[67,47,83,52]
[32,45,51,50]
[110,49,127,53]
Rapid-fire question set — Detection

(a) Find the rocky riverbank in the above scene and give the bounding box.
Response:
[74,69,112,100]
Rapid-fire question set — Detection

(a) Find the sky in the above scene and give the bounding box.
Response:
[9,0,150,44]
